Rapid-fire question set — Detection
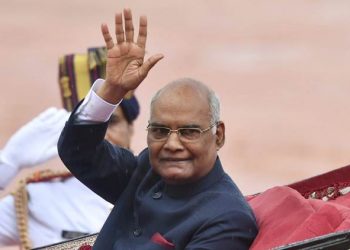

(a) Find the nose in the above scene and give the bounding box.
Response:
[163,130,184,151]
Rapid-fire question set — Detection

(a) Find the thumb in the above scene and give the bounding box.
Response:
[139,54,164,79]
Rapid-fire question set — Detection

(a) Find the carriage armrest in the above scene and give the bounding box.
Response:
[32,233,98,250]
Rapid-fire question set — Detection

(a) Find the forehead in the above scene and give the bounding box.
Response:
[150,84,211,125]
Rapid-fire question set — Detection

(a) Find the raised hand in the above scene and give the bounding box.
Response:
[97,8,164,104]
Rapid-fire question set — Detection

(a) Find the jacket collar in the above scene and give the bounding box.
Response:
[161,157,225,198]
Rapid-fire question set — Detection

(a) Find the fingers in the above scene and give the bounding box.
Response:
[137,15,147,49]
[103,9,146,48]
[115,12,125,44]
[124,8,134,42]
[101,24,114,49]
[139,53,164,78]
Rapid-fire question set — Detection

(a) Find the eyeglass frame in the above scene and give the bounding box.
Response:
[146,122,219,142]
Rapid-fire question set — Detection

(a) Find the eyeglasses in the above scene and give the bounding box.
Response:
[146,123,217,142]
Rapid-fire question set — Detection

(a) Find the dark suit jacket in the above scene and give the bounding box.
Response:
[58,112,258,250]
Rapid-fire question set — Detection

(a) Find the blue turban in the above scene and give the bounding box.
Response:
[119,95,140,124]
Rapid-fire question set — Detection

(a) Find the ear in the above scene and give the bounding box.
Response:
[215,121,225,150]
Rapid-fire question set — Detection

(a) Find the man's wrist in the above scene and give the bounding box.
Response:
[76,79,121,123]
[97,80,127,105]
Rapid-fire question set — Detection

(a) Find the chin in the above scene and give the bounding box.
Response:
[161,171,189,184]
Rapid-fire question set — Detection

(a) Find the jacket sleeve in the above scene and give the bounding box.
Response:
[185,209,258,250]
[57,111,137,204]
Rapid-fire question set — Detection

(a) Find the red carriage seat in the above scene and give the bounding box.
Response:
[248,164,350,249]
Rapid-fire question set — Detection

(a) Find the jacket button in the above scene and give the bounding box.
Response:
[152,191,162,199]
[133,228,142,237]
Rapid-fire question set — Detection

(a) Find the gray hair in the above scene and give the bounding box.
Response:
[150,78,220,124]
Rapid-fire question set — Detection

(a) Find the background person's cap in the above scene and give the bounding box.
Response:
[58,47,140,123]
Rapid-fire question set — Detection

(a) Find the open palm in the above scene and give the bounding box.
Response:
[99,9,163,103]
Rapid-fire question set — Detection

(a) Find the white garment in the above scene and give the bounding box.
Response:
[0,176,111,247]
[0,79,117,247]
[0,107,69,188]
[76,78,120,123]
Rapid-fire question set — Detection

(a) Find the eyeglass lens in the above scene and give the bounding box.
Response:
[148,127,201,141]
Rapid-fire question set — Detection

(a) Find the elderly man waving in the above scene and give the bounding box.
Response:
[58,8,258,250]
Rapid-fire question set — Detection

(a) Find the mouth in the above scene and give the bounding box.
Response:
[159,157,192,163]
[160,157,191,162]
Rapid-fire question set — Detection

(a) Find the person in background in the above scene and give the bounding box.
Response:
[0,47,140,249]
[58,8,258,249]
